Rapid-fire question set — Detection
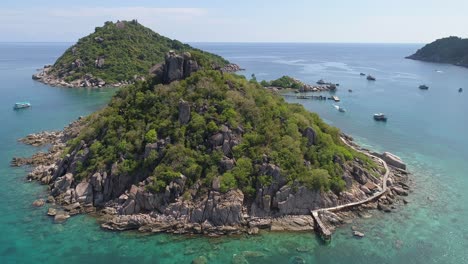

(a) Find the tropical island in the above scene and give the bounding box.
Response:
[406,36,468,67]
[17,20,410,238]
[32,20,240,88]
[260,75,337,93]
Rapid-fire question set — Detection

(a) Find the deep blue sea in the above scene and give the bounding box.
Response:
[0,42,467,263]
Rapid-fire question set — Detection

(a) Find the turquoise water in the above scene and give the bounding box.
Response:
[1,42,467,263]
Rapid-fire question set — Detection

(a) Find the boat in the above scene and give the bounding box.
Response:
[367,75,376,81]
[316,79,326,85]
[373,113,387,121]
[459,88,463,93]
[348,89,353,92]
[13,102,31,109]
[419,84,429,90]
[333,105,346,112]
[360,73,366,76]
[331,95,340,102]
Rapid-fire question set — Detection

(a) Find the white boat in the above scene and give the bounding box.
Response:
[13,102,31,109]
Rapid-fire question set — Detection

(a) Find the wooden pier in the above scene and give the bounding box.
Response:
[281,94,329,100]
[311,211,332,243]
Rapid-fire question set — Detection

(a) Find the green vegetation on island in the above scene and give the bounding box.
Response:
[47,20,228,84]
[66,69,376,198]
[407,36,468,67]
[260,75,304,89]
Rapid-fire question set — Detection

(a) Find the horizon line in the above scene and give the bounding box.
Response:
[0,41,425,45]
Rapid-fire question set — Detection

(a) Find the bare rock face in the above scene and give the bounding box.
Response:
[182,52,199,78]
[75,182,93,204]
[164,51,185,83]
[190,189,244,225]
[273,185,338,215]
[351,165,369,185]
[51,173,73,196]
[178,99,191,124]
[153,51,200,84]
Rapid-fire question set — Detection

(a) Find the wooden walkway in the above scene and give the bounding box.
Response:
[281,94,328,100]
[311,137,390,241]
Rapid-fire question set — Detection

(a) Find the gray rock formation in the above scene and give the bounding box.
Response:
[75,182,93,204]
[302,127,316,146]
[178,99,191,124]
[51,173,73,196]
[150,51,200,84]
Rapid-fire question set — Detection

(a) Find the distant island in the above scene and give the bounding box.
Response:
[17,20,410,238]
[260,75,337,92]
[406,36,468,67]
[32,20,239,88]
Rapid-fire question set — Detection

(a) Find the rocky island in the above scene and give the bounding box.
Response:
[261,76,337,93]
[32,20,240,88]
[18,21,410,238]
[406,36,468,67]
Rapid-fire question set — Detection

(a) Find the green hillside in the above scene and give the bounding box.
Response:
[407,36,468,67]
[49,20,228,83]
[65,69,377,200]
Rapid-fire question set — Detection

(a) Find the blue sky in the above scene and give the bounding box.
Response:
[1,0,467,43]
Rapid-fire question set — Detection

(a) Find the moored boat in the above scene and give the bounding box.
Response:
[13,102,31,110]
[459,88,463,93]
[373,113,387,121]
[360,73,366,76]
[367,75,376,81]
[317,79,326,85]
[419,84,429,90]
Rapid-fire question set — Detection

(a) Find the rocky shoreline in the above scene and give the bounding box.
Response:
[32,65,137,88]
[14,119,410,237]
[32,61,244,89]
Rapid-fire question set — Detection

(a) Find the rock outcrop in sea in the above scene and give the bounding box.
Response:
[17,121,410,234]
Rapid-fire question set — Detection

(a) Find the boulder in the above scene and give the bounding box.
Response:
[360,185,372,195]
[75,182,93,203]
[391,186,409,196]
[302,127,317,146]
[47,207,57,216]
[378,203,391,212]
[32,199,45,207]
[351,165,369,185]
[182,52,199,78]
[54,212,70,223]
[381,152,406,170]
[178,100,191,124]
[163,51,185,83]
[51,173,73,196]
[220,157,235,172]
[210,133,224,147]
[353,231,365,238]
[212,176,221,191]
